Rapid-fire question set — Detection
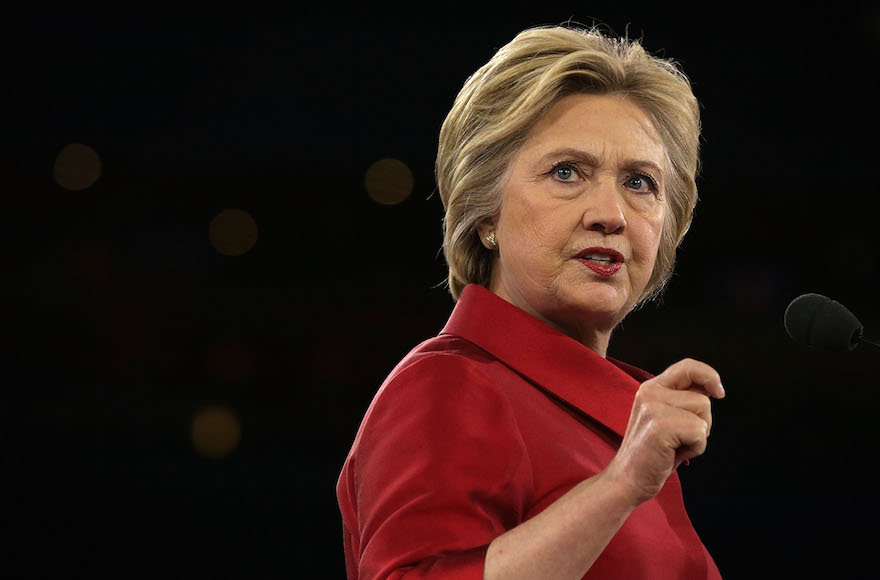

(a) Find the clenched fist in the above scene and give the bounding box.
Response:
[603,358,725,506]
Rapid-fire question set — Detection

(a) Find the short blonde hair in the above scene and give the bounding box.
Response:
[436,24,701,303]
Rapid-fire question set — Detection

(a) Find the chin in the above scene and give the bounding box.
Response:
[555,293,627,330]
[578,303,626,329]
[571,283,627,309]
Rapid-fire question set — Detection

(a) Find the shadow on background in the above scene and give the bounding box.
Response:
[3,4,879,578]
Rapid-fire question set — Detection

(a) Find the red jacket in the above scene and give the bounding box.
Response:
[337,284,722,579]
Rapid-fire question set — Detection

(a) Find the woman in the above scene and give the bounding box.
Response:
[337,24,725,579]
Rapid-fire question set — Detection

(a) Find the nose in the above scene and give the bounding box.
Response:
[583,181,626,234]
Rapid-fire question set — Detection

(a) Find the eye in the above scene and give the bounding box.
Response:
[549,161,582,183]
[556,167,575,181]
[625,173,659,194]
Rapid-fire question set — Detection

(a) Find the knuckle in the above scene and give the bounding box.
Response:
[651,412,673,434]
[684,416,707,441]
[677,358,700,371]
[699,395,712,413]
[666,359,688,374]
[636,381,658,403]
[642,399,664,419]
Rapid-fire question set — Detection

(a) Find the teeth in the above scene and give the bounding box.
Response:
[583,253,614,262]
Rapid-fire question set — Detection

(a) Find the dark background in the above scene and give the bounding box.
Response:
[4,4,880,578]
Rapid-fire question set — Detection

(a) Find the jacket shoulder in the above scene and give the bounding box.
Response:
[347,333,520,480]
[386,333,497,382]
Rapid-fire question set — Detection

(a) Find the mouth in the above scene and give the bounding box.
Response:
[574,247,625,263]
[574,247,624,277]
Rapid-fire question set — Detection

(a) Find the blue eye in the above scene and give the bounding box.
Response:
[626,173,658,193]
[556,167,575,181]
[627,176,645,190]
[550,162,580,182]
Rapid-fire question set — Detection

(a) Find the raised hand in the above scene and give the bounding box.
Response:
[603,358,726,505]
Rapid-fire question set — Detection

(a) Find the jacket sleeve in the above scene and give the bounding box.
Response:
[350,353,531,579]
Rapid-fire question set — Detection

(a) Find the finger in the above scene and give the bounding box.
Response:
[665,406,710,464]
[640,385,713,434]
[655,358,725,399]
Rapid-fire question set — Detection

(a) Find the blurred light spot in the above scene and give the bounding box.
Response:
[364,158,413,205]
[209,208,258,256]
[203,339,256,382]
[53,143,101,191]
[191,404,241,459]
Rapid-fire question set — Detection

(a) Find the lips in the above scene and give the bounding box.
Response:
[575,247,624,263]
[574,247,624,277]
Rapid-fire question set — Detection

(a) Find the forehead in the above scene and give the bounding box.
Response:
[520,93,668,166]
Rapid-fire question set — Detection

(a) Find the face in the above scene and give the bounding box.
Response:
[484,93,668,352]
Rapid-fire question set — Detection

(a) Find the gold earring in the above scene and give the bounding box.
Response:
[486,231,496,248]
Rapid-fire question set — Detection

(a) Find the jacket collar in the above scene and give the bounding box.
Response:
[440,284,652,439]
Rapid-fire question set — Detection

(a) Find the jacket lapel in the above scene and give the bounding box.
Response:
[441,284,651,440]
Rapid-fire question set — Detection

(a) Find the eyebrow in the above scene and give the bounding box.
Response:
[537,147,666,181]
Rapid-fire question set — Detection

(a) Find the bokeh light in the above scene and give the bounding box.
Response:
[53,143,101,191]
[208,208,258,256]
[364,158,414,205]
[191,404,242,459]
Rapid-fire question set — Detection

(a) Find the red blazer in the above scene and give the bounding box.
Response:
[337,284,721,579]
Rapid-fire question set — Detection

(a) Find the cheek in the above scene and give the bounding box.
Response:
[499,196,574,282]
[503,193,567,253]
[505,216,548,276]
[633,207,666,263]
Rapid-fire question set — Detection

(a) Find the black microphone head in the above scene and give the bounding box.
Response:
[784,293,863,352]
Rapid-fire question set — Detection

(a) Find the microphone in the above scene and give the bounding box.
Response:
[784,293,880,352]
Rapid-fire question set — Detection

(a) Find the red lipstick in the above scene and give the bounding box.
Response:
[574,247,624,277]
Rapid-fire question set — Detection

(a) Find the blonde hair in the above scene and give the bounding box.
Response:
[435,24,701,303]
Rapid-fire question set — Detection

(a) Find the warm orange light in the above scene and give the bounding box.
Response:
[208,208,259,256]
[364,158,414,205]
[53,143,101,191]
[191,404,242,459]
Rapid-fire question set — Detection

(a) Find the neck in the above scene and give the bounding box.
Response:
[487,282,615,357]
[539,311,614,357]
